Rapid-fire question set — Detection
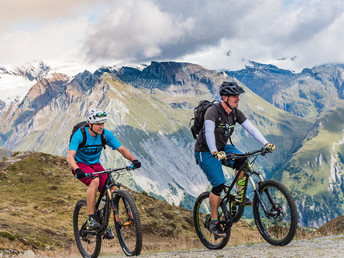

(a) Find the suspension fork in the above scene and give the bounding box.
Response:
[250,173,276,217]
[110,190,133,227]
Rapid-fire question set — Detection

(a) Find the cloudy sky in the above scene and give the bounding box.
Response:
[1,0,344,73]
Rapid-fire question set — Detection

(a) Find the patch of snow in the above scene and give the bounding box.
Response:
[0,74,33,104]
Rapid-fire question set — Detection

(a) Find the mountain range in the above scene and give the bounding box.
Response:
[1,60,344,228]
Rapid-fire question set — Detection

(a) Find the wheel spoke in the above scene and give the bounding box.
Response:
[193,191,231,249]
[73,200,101,257]
[114,190,142,256]
[253,180,297,246]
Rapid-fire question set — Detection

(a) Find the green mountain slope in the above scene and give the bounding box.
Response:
[0,151,266,256]
[1,61,343,228]
[279,106,344,227]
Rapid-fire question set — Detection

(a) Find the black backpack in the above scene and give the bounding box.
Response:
[70,121,106,149]
[190,100,237,145]
[190,100,222,139]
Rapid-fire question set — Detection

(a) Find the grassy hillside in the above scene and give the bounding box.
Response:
[0,151,267,256]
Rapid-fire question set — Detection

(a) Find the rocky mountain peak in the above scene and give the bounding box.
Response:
[246,60,294,75]
[111,61,228,95]
[21,73,69,111]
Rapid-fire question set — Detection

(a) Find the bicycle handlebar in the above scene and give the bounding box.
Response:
[226,147,271,160]
[75,165,135,179]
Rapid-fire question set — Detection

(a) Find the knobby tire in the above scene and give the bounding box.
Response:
[73,199,102,258]
[253,180,298,246]
[113,190,142,256]
[193,191,231,249]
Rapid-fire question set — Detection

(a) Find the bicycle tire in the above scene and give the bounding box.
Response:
[253,180,298,246]
[193,191,231,249]
[113,190,142,256]
[73,199,102,258]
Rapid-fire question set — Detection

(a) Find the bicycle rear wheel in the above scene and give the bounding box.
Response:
[73,199,101,258]
[193,191,231,249]
[113,190,142,256]
[253,180,298,246]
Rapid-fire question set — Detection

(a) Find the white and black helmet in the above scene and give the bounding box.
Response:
[86,108,108,124]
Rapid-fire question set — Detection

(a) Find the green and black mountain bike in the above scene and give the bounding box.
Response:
[73,165,142,257]
[193,147,298,249]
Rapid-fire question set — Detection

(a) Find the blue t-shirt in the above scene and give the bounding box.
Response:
[69,128,122,164]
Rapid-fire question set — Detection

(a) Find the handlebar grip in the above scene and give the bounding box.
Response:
[75,173,89,179]
[126,164,134,170]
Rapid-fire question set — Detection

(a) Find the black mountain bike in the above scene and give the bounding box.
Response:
[193,147,298,249]
[73,165,142,257]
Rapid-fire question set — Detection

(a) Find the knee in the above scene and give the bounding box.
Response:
[233,157,247,170]
[89,178,100,189]
[211,183,225,196]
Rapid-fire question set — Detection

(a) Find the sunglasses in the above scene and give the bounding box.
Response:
[95,112,107,118]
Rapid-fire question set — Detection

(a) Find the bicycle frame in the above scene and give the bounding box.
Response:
[80,166,134,234]
[194,147,298,248]
[221,149,276,220]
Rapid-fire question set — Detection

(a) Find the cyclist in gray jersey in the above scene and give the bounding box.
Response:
[194,81,275,238]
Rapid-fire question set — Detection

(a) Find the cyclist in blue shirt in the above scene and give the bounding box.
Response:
[67,108,141,239]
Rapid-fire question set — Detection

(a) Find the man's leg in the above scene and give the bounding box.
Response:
[222,145,245,192]
[86,177,100,215]
[195,151,226,237]
[209,185,226,238]
[209,192,221,219]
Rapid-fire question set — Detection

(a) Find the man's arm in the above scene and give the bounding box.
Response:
[205,120,217,154]
[241,120,268,145]
[116,146,136,161]
[66,150,79,170]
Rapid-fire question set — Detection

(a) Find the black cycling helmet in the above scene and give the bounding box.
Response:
[219,81,245,96]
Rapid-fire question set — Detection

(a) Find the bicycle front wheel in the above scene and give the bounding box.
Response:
[253,180,298,246]
[193,191,231,249]
[73,199,101,258]
[113,190,142,256]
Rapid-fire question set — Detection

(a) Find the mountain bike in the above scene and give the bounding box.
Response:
[73,165,142,257]
[193,147,298,249]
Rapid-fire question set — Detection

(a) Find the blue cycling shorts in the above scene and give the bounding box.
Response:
[195,145,242,187]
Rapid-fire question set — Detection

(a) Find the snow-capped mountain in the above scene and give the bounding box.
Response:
[1,60,344,228]
[0,61,307,212]
[0,61,62,105]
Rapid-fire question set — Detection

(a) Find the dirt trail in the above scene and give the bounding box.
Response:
[142,235,344,257]
[2,235,344,257]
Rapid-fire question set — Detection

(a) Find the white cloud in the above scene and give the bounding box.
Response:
[84,0,195,63]
[1,0,344,72]
[0,17,89,66]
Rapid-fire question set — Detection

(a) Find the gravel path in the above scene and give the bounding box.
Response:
[2,235,344,257]
[141,235,344,258]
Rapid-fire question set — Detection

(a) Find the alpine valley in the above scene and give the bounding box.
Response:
[1,60,344,228]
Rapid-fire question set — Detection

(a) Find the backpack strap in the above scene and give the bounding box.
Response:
[81,127,107,149]
[79,127,87,149]
[214,103,223,128]
[101,131,106,149]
